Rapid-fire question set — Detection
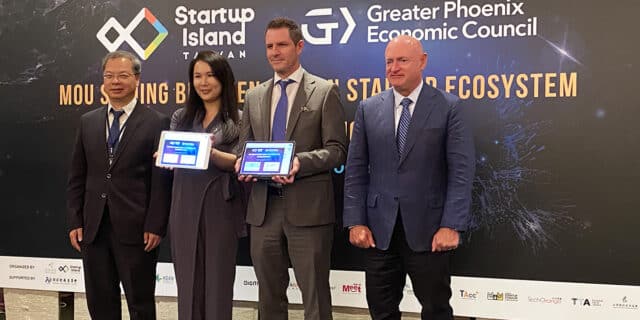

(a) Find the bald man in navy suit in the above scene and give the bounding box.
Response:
[343,35,475,320]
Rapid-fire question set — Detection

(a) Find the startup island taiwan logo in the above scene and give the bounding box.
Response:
[97,8,168,60]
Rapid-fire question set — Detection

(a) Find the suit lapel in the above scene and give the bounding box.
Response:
[92,107,109,164]
[110,102,144,167]
[399,86,437,165]
[286,73,315,141]
[258,81,273,140]
[379,90,397,157]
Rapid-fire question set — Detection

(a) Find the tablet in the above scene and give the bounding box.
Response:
[155,130,212,170]
[239,141,296,178]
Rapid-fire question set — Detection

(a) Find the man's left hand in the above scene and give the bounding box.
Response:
[272,156,300,185]
[144,232,162,252]
[431,227,459,252]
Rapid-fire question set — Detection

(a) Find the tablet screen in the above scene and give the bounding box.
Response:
[239,141,296,177]
[155,131,212,170]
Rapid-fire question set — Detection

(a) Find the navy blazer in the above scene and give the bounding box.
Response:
[343,85,475,251]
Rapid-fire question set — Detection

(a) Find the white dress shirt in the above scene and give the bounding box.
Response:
[106,98,137,142]
[392,81,423,135]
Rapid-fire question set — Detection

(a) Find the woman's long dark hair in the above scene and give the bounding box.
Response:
[176,51,239,131]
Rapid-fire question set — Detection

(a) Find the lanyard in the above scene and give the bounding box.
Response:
[106,110,128,163]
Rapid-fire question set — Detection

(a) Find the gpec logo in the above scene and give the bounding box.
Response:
[97,8,168,60]
[301,8,355,45]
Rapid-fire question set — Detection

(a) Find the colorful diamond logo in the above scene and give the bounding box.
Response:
[96,8,168,60]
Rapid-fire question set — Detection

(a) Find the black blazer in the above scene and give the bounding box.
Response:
[67,103,172,245]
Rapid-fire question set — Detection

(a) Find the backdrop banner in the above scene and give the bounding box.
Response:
[0,1,638,319]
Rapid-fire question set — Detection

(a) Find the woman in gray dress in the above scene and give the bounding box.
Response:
[169,51,245,320]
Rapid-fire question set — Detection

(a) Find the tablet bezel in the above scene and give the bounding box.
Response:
[155,130,212,170]
[239,141,296,178]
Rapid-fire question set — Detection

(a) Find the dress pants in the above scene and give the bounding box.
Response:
[365,214,453,320]
[250,190,334,320]
[81,207,158,320]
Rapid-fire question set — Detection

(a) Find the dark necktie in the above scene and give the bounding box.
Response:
[396,97,413,154]
[272,79,294,141]
[108,109,125,153]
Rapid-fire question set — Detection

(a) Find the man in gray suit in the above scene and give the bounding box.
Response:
[236,18,347,320]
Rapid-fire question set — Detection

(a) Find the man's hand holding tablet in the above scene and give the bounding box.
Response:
[271,156,299,184]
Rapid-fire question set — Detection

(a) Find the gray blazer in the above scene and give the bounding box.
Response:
[239,70,347,226]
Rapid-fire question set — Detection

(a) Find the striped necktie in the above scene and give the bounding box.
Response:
[396,97,412,154]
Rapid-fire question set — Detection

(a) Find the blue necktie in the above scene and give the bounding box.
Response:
[108,109,125,153]
[272,79,293,141]
[396,97,412,154]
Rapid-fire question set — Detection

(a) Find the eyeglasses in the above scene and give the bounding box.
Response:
[103,73,137,81]
[385,58,413,67]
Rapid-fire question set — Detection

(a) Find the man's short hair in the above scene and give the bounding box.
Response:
[266,17,303,44]
[101,51,141,74]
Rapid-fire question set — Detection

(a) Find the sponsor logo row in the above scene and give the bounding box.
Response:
[458,290,638,310]
[6,262,83,286]
[7,262,82,275]
[240,280,640,309]
[5,260,637,313]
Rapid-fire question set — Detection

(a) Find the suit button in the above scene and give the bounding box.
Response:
[100,193,107,199]
[394,196,399,201]
[106,173,112,179]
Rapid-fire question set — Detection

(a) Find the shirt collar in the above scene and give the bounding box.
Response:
[108,98,137,116]
[392,81,423,107]
[273,66,304,85]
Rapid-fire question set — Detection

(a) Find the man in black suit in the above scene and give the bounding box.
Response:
[67,50,171,320]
